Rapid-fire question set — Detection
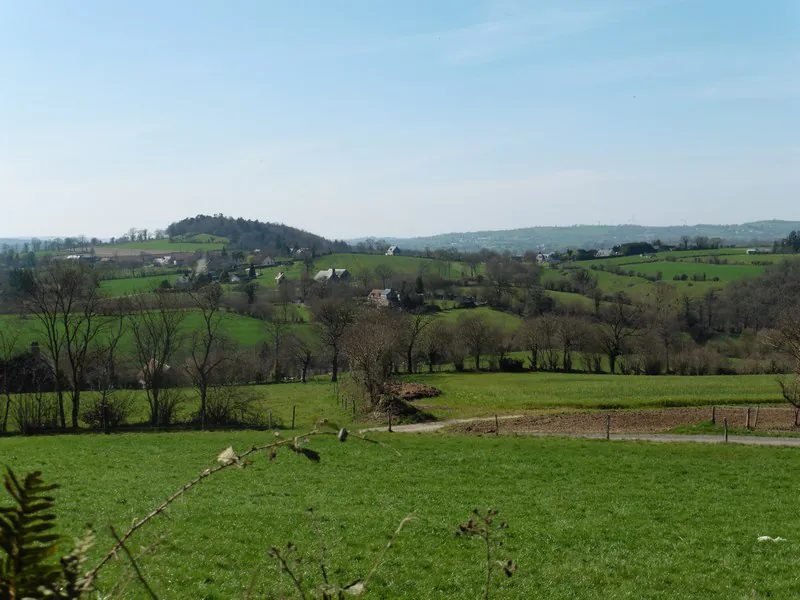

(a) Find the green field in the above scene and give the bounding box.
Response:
[3,432,800,598]
[104,240,226,252]
[0,310,275,354]
[406,372,783,417]
[436,306,522,332]
[99,274,179,295]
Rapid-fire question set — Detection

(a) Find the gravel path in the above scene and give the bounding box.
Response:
[361,416,800,447]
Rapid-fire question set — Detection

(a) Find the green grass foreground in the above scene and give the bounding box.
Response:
[2,433,800,598]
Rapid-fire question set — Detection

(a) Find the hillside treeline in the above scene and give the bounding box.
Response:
[166,214,350,255]
[2,258,800,434]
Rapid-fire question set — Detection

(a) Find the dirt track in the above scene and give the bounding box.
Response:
[446,406,800,435]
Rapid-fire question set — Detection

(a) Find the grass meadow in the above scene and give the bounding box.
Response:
[2,432,800,598]
[0,372,783,433]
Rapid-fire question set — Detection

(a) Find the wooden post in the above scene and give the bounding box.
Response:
[724,417,728,443]
[268,409,273,430]
[753,406,759,430]
[745,407,750,430]
[291,405,296,430]
[711,405,716,424]
[495,414,500,435]
[606,415,611,440]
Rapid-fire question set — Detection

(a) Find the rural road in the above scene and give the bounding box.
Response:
[361,417,800,447]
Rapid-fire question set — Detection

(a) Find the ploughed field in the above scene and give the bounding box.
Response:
[3,432,800,598]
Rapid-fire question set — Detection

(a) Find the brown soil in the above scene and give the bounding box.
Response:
[384,382,442,401]
[447,406,800,435]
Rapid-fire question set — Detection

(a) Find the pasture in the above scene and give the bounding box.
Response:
[0,372,784,433]
[3,432,799,598]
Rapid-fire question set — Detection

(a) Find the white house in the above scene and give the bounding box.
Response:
[275,272,286,283]
[595,249,615,258]
[385,245,400,256]
[314,268,350,283]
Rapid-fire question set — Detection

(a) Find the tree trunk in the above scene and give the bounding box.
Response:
[608,353,617,374]
[151,389,160,426]
[71,388,80,429]
[407,348,414,374]
[475,352,481,371]
[57,388,66,429]
[301,361,309,383]
[2,391,11,433]
[200,384,207,430]
[331,348,339,382]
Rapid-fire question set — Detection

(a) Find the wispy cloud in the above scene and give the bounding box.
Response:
[415,0,683,65]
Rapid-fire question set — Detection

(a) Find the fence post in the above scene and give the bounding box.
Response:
[268,409,273,430]
[724,417,728,443]
[291,405,296,430]
[745,407,751,430]
[495,414,500,435]
[711,405,716,424]
[753,406,759,430]
[606,415,611,441]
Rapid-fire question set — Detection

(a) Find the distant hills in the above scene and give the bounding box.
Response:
[166,214,350,255]
[361,221,800,253]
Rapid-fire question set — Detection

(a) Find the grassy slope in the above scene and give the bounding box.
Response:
[105,240,225,251]
[3,432,800,599]
[407,372,782,418]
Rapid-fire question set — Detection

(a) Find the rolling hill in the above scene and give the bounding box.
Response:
[364,220,800,253]
[166,214,350,254]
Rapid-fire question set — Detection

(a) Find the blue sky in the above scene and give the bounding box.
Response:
[0,0,797,239]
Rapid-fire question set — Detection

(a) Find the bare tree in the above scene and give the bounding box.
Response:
[354,266,374,292]
[458,312,501,371]
[343,308,402,407]
[597,293,648,373]
[373,264,395,289]
[311,296,357,382]
[420,319,454,373]
[402,311,432,373]
[127,293,186,426]
[10,263,105,428]
[256,299,296,383]
[557,315,585,372]
[516,317,542,371]
[286,331,318,383]
[652,284,681,373]
[59,267,107,428]
[768,306,800,416]
[185,284,230,428]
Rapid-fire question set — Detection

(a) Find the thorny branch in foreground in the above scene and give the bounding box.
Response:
[457,509,517,600]
[267,511,415,599]
[87,422,368,581]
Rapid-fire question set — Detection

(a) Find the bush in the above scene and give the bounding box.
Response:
[498,357,526,372]
[14,393,59,435]
[81,392,135,430]
[200,384,263,426]
[157,388,187,426]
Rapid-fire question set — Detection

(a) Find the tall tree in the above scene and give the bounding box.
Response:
[10,264,104,428]
[458,312,501,371]
[373,264,395,289]
[597,293,648,373]
[185,284,229,429]
[127,293,186,426]
[402,311,432,373]
[311,296,357,382]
